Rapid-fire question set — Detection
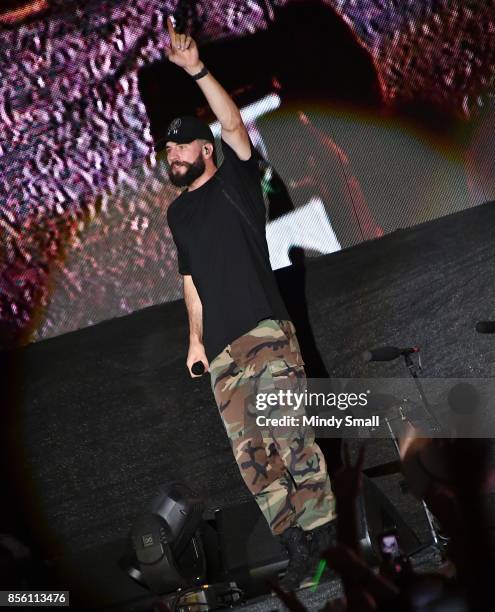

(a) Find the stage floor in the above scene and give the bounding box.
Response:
[2,201,495,608]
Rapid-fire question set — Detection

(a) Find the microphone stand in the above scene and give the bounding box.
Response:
[363,346,445,552]
[383,411,440,550]
[403,352,442,431]
[399,351,444,548]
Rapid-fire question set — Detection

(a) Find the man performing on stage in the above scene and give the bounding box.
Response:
[164,17,336,590]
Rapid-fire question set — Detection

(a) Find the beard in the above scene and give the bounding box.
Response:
[167,152,206,188]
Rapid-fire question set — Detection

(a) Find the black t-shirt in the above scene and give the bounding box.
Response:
[167,137,289,361]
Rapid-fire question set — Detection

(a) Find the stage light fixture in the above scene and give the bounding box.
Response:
[123,482,206,594]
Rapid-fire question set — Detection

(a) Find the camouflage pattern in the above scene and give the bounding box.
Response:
[210,318,336,535]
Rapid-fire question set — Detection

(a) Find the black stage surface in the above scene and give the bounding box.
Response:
[2,201,495,609]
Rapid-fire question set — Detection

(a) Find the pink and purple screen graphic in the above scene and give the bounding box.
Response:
[0,0,494,349]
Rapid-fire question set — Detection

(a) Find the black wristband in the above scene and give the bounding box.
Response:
[191,66,208,81]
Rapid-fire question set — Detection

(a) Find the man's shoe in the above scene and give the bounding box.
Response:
[276,526,312,591]
[299,521,338,586]
[307,520,337,558]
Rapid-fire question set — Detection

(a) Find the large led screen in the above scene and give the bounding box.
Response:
[0,0,493,349]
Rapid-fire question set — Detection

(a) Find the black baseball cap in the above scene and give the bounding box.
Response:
[158,116,215,149]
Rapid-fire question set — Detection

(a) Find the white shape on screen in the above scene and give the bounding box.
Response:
[266,197,341,270]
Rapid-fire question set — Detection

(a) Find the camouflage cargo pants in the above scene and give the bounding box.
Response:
[209,318,336,535]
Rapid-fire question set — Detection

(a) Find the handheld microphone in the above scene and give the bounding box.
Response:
[362,346,420,362]
[191,361,205,376]
[475,321,495,334]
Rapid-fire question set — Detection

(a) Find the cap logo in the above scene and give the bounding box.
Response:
[167,118,181,136]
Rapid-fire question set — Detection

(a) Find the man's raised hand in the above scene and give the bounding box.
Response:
[166,16,202,74]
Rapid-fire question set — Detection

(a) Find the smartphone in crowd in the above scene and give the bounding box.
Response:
[379,529,401,559]
[378,528,412,584]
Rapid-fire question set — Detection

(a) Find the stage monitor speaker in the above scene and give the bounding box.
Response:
[214,501,288,597]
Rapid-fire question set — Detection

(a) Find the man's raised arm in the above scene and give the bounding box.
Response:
[166,16,251,160]
[183,275,209,377]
